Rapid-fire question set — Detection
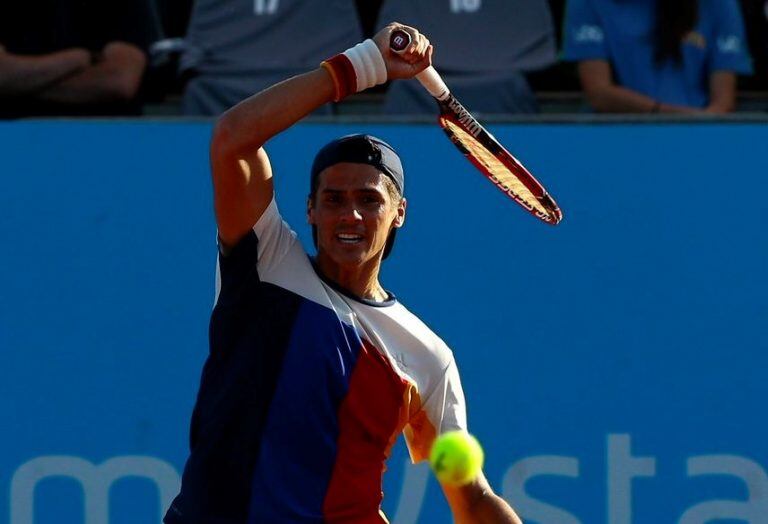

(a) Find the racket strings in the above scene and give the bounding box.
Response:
[443,120,551,218]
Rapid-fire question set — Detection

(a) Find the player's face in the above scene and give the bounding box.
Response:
[309,163,405,269]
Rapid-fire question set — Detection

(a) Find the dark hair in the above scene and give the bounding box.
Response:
[654,0,699,65]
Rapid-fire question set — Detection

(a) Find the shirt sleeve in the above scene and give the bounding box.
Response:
[403,358,468,463]
[251,198,300,278]
[561,0,609,61]
[214,198,297,307]
[709,0,753,74]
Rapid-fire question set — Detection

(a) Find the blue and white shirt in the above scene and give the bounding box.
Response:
[166,199,467,523]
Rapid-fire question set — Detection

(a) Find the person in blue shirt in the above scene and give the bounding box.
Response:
[562,0,753,113]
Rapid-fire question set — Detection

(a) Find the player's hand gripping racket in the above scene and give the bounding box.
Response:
[389,30,563,225]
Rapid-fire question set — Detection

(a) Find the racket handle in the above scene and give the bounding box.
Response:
[389,29,450,101]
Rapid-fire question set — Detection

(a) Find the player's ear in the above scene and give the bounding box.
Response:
[393,197,406,228]
[307,195,315,224]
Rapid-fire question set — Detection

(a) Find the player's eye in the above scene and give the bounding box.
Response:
[362,194,383,205]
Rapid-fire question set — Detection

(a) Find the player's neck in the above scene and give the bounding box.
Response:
[315,252,387,302]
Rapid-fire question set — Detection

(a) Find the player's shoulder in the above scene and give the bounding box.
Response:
[388,300,455,364]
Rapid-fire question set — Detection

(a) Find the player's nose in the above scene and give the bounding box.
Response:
[339,205,363,222]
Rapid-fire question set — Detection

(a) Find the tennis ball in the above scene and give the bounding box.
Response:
[429,430,484,486]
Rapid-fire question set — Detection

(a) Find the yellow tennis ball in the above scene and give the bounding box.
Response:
[429,430,484,486]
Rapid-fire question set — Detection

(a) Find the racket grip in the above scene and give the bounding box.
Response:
[415,67,450,101]
[389,29,450,101]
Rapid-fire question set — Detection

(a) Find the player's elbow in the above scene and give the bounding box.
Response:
[211,116,240,160]
[211,111,267,160]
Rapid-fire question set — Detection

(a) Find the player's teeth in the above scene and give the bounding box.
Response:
[338,234,362,243]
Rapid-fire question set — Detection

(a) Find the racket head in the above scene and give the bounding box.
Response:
[437,96,563,225]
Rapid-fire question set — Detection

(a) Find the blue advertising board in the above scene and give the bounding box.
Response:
[1,120,766,523]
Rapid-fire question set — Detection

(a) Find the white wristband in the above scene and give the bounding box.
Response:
[343,39,388,92]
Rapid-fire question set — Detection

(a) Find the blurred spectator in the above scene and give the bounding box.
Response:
[520,0,582,105]
[562,0,753,114]
[0,0,161,118]
[739,0,768,89]
[142,0,195,105]
[180,0,362,116]
[380,0,557,115]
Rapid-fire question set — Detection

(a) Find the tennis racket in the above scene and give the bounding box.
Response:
[389,30,563,225]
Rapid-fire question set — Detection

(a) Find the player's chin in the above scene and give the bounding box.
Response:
[327,241,379,266]
[328,248,369,266]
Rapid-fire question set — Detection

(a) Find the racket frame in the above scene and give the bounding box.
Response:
[388,29,563,225]
[436,95,563,224]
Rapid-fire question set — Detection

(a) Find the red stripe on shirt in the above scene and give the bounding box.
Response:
[323,339,411,523]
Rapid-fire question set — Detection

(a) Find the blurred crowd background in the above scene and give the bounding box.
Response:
[0,0,766,118]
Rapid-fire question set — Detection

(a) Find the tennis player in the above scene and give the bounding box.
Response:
[165,22,522,524]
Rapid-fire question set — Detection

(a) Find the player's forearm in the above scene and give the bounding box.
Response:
[213,67,335,155]
[0,48,89,95]
[214,23,431,154]
[464,493,523,524]
[447,475,522,524]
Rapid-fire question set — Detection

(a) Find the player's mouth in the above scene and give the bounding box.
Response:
[336,233,364,244]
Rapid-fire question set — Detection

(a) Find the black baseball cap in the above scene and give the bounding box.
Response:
[310,134,404,196]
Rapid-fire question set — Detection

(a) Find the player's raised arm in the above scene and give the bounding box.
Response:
[209,22,432,249]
